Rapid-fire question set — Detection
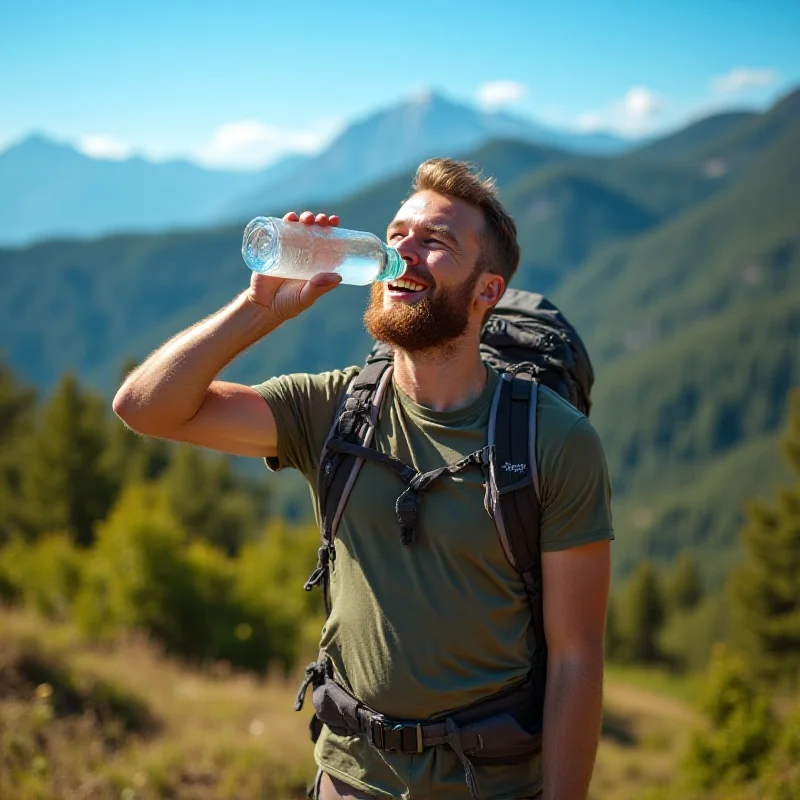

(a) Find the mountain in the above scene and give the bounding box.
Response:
[1,87,799,585]
[0,93,628,247]
[556,108,800,366]
[625,110,756,163]
[0,134,712,394]
[0,139,573,394]
[226,91,628,219]
[552,102,800,586]
[625,89,800,181]
[503,169,659,290]
[0,135,302,246]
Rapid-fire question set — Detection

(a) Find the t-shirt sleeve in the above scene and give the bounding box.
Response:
[250,367,360,477]
[539,416,614,552]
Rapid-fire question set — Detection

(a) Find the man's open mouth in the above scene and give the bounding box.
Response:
[387,277,429,296]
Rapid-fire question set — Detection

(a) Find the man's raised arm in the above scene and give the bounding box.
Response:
[112,211,342,458]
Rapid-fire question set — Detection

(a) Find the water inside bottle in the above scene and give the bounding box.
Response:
[274,239,385,285]
[242,218,404,284]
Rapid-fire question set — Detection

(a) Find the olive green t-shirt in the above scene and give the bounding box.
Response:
[253,365,614,800]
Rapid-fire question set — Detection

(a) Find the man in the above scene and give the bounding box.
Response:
[114,158,613,800]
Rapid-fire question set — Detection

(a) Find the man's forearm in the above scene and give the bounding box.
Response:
[542,653,604,800]
[113,291,277,430]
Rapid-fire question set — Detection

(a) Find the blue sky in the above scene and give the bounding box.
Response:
[1,0,798,170]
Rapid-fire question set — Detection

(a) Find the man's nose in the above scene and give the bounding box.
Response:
[393,236,420,267]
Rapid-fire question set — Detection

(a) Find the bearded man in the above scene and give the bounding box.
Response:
[114,158,613,800]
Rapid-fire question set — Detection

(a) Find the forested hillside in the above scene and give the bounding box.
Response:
[0,87,798,585]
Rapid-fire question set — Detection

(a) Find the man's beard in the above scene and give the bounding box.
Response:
[363,268,480,353]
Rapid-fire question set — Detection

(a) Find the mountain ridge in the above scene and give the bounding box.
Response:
[1,90,799,583]
[0,91,630,246]
[222,90,629,220]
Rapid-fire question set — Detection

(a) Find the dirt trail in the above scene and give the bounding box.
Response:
[604,678,699,726]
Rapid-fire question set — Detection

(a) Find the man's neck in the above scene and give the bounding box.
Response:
[392,335,488,413]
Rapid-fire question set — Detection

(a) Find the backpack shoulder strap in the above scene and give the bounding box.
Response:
[305,356,394,610]
[487,370,547,686]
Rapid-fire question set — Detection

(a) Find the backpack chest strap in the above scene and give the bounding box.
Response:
[325,438,489,545]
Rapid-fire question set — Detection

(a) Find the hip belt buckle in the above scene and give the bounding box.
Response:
[370,717,424,754]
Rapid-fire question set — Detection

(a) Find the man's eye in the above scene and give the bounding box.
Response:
[389,233,403,241]
[425,238,443,246]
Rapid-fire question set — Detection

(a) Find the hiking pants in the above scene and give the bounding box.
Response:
[314,770,543,799]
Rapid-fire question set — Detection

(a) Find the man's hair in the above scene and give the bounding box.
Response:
[411,158,520,286]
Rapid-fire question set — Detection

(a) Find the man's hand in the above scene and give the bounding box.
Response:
[247,210,342,323]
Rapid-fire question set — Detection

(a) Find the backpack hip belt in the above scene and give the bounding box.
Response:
[294,651,545,799]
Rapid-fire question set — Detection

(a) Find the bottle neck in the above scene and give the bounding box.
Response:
[377,244,405,282]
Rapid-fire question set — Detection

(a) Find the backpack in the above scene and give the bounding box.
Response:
[296,289,594,799]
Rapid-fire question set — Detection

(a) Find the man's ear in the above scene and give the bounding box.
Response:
[477,273,505,308]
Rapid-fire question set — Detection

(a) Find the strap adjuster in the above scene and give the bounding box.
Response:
[369,717,424,753]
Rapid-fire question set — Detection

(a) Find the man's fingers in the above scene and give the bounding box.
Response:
[299,272,342,307]
[284,210,339,227]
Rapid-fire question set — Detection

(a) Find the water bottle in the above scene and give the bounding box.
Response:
[241,216,406,286]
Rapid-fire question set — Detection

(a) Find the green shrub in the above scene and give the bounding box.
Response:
[683,645,775,790]
[74,482,314,673]
[0,534,84,619]
[0,536,26,603]
[235,520,325,669]
[74,481,190,642]
[762,704,800,800]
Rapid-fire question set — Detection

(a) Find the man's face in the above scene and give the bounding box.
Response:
[364,190,494,352]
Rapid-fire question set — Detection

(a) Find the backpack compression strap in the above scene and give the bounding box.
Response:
[305,356,394,611]
[487,371,548,703]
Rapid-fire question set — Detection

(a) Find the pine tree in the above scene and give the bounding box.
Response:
[20,373,116,546]
[620,561,665,664]
[665,553,704,614]
[0,360,37,541]
[731,390,800,687]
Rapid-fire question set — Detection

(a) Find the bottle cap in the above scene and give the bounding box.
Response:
[377,246,405,282]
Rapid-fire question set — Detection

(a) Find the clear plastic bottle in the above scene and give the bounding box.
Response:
[241,216,405,285]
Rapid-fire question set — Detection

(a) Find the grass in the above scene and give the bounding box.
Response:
[591,668,700,800]
[0,608,701,799]
[605,662,702,706]
[0,609,315,799]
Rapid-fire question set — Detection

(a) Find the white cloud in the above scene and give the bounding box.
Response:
[623,86,664,119]
[78,134,133,160]
[574,85,666,137]
[195,118,342,170]
[476,81,527,111]
[712,67,777,94]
